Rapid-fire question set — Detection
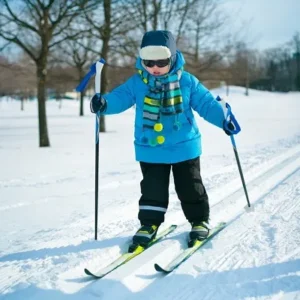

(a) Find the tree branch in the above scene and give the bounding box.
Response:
[3,0,39,34]
[0,31,37,62]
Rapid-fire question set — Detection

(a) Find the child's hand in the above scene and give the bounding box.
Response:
[90,93,107,113]
[223,119,236,136]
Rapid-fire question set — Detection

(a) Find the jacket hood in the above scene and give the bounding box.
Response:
[139,30,176,60]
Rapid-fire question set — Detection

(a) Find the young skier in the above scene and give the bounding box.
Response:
[90,30,239,249]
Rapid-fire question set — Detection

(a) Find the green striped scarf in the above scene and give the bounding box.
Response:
[138,68,183,129]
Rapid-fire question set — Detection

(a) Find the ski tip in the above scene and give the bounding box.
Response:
[84,268,103,279]
[84,268,93,276]
[154,263,171,273]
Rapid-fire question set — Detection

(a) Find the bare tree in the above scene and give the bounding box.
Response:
[52,29,97,116]
[91,0,109,133]
[0,0,91,147]
[98,0,200,78]
[116,0,196,36]
[110,0,235,79]
[82,0,139,131]
[225,42,261,95]
[180,0,234,75]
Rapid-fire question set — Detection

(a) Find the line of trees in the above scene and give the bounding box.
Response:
[0,0,299,147]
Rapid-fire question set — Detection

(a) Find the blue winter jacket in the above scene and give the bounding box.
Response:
[101,51,225,164]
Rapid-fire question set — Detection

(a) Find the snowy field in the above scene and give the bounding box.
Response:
[0,86,300,300]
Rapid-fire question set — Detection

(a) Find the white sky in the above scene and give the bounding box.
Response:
[222,0,300,49]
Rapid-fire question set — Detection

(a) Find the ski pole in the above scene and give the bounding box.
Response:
[217,96,251,209]
[229,135,251,208]
[94,59,105,240]
[76,58,106,240]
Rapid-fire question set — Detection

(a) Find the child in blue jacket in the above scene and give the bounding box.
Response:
[90,30,238,249]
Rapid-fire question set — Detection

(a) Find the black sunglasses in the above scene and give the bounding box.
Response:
[143,59,170,68]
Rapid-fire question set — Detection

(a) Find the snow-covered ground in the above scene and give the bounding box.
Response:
[0,86,300,300]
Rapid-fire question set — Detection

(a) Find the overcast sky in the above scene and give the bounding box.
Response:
[222,0,300,49]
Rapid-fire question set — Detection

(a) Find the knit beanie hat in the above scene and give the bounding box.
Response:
[139,30,177,62]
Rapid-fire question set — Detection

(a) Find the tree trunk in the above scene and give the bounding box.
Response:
[245,54,249,96]
[152,0,160,30]
[80,91,84,116]
[194,21,200,62]
[100,0,112,133]
[37,65,50,147]
[21,97,24,111]
[78,68,85,116]
[141,0,148,32]
[58,95,62,109]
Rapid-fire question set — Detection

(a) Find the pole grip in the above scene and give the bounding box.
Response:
[95,59,105,94]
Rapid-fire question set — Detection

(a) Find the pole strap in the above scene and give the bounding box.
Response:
[216,96,241,135]
[76,58,106,92]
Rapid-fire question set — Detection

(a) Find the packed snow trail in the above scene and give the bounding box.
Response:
[53,145,300,299]
[78,164,300,300]
[1,90,300,300]
[1,145,299,300]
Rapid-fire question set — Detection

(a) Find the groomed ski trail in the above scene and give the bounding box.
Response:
[73,145,300,299]
[122,165,300,300]
[2,145,299,299]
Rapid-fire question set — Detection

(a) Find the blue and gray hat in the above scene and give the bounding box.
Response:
[139,30,177,62]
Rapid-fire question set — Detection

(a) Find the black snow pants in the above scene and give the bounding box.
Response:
[138,156,209,226]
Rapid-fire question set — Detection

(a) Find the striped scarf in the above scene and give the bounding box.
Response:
[138,69,183,129]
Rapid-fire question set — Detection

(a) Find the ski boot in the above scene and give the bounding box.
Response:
[128,224,159,252]
[188,221,210,247]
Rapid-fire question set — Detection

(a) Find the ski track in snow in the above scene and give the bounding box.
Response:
[83,169,300,300]
[1,91,300,299]
[2,144,299,300]
[75,150,300,300]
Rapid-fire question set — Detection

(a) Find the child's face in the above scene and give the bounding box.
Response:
[146,65,170,76]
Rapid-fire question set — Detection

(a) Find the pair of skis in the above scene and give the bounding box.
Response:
[84,222,226,279]
[84,224,177,278]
